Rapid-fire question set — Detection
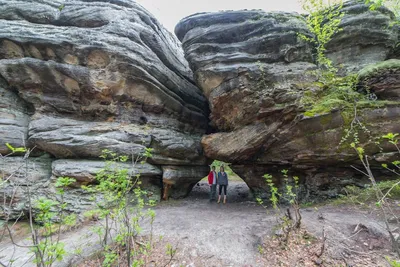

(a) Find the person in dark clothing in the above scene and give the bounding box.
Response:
[207,166,217,202]
[217,166,228,204]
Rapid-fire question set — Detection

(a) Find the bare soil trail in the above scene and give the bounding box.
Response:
[0,181,397,266]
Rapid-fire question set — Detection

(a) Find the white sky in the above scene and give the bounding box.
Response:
[135,0,304,34]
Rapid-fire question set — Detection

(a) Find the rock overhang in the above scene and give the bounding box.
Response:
[176,2,400,200]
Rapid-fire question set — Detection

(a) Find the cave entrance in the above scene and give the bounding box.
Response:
[188,161,253,202]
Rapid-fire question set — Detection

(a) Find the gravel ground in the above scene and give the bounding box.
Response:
[0,180,397,266]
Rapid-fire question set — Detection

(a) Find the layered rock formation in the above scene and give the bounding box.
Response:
[176,1,400,200]
[358,59,400,100]
[2,0,400,215]
[325,1,398,73]
[0,0,210,219]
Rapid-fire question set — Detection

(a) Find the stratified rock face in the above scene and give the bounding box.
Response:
[162,166,209,198]
[176,10,318,161]
[326,1,398,73]
[177,5,400,201]
[0,156,52,219]
[0,0,210,219]
[358,59,400,100]
[0,77,31,154]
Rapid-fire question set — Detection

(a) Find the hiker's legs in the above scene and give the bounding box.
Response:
[218,185,222,203]
[209,184,216,201]
[212,185,216,200]
[223,185,227,203]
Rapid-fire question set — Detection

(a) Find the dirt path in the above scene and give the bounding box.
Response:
[147,181,270,266]
[0,181,397,266]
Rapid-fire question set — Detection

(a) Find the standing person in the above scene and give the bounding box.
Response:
[207,166,217,202]
[217,166,228,204]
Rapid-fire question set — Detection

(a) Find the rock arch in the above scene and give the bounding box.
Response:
[1,0,400,221]
[176,3,400,201]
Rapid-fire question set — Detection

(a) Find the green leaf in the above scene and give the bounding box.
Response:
[5,143,26,153]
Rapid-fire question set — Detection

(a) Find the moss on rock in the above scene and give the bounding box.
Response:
[358,59,400,80]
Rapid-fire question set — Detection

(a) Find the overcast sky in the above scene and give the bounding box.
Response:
[135,0,304,34]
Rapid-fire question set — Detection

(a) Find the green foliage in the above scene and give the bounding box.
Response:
[299,1,363,118]
[301,74,361,117]
[358,59,400,80]
[366,0,386,10]
[300,0,343,74]
[54,177,76,195]
[82,148,157,265]
[2,143,77,266]
[281,170,300,206]
[31,242,66,266]
[386,256,400,267]
[34,197,58,224]
[264,173,280,209]
[348,133,400,257]
[334,179,400,205]
[258,170,302,244]
[102,248,118,267]
[262,171,301,209]
[5,143,26,153]
[365,0,400,16]
[84,149,147,211]
[30,176,76,266]
[257,244,264,254]
[382,132,399,146]
[165,243,177,257]
[73,247,83,256]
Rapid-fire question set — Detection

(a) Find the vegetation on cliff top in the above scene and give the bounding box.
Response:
[358,59,400,79]
[300,0,400,119]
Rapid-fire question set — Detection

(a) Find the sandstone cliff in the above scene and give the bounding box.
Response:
[176,1,400,200]
[0,0,210,219]
[2,0,400,217]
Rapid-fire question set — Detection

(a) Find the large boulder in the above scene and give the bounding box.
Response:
[0,0,211,219]
[0,0,209,157]
[175,10,318,161]
[176,7,400,201]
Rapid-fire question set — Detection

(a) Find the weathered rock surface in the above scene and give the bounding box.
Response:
[0,77,31,154]
[52,159,162,183]
[28,114,206,165]
[51,159,163,213]
[325,1,398,74]
[358,59,400,100]
[2,0,400,212]
[0,0,209,150]
[0,0,210,219]
[0,155,52,218]
[176,10,318,165]
[177,3,400,201]
[162,165,209,198]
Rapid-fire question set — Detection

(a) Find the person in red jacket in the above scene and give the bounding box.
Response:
[207,166,217,202]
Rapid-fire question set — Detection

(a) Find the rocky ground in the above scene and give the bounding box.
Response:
[0,180,398,267]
